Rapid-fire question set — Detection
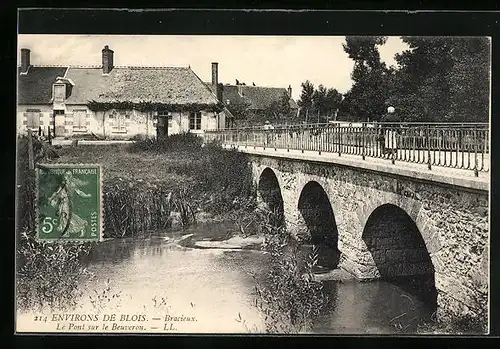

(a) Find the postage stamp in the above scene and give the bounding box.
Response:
[36,163,103,241]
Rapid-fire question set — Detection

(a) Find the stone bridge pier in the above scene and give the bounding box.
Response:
[250,154,489,327]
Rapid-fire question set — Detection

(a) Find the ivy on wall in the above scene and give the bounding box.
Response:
[87,100,225,113]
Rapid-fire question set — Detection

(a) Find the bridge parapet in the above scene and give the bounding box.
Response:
[204,122,489,177]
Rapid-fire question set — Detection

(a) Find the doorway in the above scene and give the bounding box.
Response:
[156,111,169,138]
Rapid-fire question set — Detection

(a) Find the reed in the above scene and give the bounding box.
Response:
[16,227,94,312]
[103,178,173,238]
[252,209,330,334]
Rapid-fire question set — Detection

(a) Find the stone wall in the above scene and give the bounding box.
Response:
[249,154,489,326]
[17,104,54,135]
[16,106,223,139]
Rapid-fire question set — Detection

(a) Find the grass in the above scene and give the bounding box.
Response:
[16,227,95,312]
[16,133,255,312]
[55,138,253,207]
[251,209,330,334]
[58,142,252,238]
[414,311,488,334]
[18,133,254,238]
[56,144,193,188]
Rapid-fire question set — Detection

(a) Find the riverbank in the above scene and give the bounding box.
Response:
[51,135,256,238]
[15,134,258,313]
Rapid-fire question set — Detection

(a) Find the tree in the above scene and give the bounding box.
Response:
[343,36,387,68]
[390,37,454,122]
[266,101,280,120]
[341,36,391,121]
[391,36,490,122]
[310,85,343,123]
[298,80,315,123]
[226,100,251,127]
[312,85,328,122]
[324,88,343,122]
[264,91,293,123]
[277,91,293,120]
[447,37,489,122]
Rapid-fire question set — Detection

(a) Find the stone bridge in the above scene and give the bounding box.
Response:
[242,147,489,326]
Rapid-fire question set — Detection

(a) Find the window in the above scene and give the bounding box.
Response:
[189,112,202,130]
[111,111,128,133]
[53,84,66,104]
[26,109,41,129]
[158,110,172,127]
[73,109,87,131]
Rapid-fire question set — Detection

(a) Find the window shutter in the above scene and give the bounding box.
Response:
[63,112,71,127]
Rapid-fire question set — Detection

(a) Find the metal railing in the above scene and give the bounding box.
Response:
[202,122,490,176]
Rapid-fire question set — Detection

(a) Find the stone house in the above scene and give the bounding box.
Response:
[217,82,299,117]
[225,83,298,114]
[205,71,299,126]
[17,45,229,139]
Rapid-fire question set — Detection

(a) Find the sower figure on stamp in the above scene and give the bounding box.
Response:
[48,170,91,238]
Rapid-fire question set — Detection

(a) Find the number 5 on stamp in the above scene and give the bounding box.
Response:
[36,164,102,241]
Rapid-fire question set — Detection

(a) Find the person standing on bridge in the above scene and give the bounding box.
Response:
[263,120,274,146]
[380,106,401,157]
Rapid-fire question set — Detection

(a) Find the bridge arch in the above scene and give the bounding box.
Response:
[297,181,340,271]
[362,203,438,307]
[257,167,284,223]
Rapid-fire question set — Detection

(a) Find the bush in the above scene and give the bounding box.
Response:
[171,187,197,229]
[195,144,254,214]
[16,227,94,312]
[415,310,488,334]
[141,140,255,216]
[128,132,203,153]
[253,210,330,333]
[225,197,260,237]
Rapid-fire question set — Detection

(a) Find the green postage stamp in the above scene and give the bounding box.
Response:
[36,164,103,241]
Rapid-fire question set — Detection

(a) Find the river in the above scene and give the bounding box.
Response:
[16,222,437,334]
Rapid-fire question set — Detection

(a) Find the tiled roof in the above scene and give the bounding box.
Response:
[239,86,299,110]
[17,66,68,104]
[208,83,298,110]
[65,67,219,105]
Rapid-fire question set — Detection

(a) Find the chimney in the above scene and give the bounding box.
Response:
[20,48,31,74]
[102,45,114,74]
[211,62,219,87]
[212,62,222,102]
[288,85,292,98]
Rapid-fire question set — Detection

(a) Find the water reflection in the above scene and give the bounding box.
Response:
[81,234,267,333]
[80,223,437,334]
[315,279,435,334]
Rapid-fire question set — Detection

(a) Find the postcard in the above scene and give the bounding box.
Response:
[15,11,490,335]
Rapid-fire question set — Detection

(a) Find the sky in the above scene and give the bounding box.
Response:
[18,35,409,101]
